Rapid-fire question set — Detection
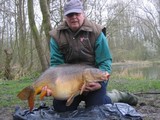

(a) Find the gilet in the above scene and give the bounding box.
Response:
[49,19,103,66]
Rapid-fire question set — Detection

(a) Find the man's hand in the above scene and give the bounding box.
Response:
[83,82,101,92]
[41,86,52,96]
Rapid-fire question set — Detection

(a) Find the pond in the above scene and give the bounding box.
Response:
[112,62,160,80]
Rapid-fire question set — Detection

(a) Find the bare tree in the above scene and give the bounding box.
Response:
[16,0,27,68]
[0,0,160,79]
[136,0,160,54]
[28,0,48,71]
[39,0,52,49]
[0,0,6,69]
[4,49,13,80]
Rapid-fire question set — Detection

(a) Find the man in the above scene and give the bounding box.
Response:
[42,0,112,112]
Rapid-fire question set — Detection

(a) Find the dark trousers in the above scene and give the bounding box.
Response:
[53,82,112,112]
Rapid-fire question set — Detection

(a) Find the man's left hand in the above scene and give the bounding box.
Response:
[83,82,101,92]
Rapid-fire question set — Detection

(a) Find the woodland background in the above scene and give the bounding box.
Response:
[0,0,160,80]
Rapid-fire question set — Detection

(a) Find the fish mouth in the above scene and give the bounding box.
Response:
[101,72,110,80]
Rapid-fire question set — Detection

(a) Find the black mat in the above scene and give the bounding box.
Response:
[13,103,142,120]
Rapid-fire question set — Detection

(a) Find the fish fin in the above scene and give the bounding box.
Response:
[66,97,74,106]
[66,91,80,106]
[17,86,34,100]
[40,90,47,100]
[28,91,35,111]
[17,86,35,111]
[80,82,86,95]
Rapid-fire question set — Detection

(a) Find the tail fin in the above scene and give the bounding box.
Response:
[17,86,35,111]
[17,86,34,100]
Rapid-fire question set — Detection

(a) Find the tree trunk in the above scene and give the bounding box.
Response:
[28,0,48,71]
[4,49,13,80]
[39,0,52,49]
[17,0,27,68]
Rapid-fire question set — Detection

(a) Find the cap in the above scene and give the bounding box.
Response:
[64,0,83,16]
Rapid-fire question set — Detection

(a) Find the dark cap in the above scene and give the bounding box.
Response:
[64,0,83,16]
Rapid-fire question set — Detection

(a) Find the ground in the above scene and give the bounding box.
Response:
[0,93,160,120]
[136,93,160,120]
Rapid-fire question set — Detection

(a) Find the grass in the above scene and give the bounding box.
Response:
[0,74,53,109]
[108,76,160,93]
[0,71,160,109]
[108,64,160,93]
[0,77,34,108]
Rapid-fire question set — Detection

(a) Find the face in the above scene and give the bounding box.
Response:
[65,12,85,32]
[83,68,109,82]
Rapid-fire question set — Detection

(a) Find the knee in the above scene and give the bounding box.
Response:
[53,100,67,112]
[53,106,65,112]
[53,99,78,112]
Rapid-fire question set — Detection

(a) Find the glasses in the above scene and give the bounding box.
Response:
[66,13,81,17]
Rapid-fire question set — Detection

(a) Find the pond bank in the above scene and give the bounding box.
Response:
[112,60,160,80]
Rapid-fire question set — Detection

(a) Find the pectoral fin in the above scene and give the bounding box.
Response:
[66,91,80,106]
[80,82,86,95]
[40,90,47,100]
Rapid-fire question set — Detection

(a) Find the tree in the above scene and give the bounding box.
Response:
[39,0,52,49]
[4,49,13,80]
[16,0,27,68]
[136,0,160,54]
[28,0,48,71]
[0,0,160,79]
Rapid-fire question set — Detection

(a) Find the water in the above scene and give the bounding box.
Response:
[112,62,160,79]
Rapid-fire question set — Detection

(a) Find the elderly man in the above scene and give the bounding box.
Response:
[42,0,112,112]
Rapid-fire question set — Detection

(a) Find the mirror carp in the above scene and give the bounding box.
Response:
[17,64,110,111]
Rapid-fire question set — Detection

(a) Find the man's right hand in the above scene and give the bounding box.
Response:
[41,86,52,97]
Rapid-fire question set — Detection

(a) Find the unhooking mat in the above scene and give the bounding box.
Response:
[13,103,142,120]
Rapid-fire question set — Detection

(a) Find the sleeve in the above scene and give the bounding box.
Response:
[95,32,112,86]
[50,37,64,67]
[95,32,112,73]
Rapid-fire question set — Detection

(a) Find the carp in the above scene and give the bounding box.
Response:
[17,64,110,111]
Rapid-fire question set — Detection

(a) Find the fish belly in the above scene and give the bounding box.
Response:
[51,78,82,100]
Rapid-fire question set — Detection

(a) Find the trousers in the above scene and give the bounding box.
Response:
[53,81,112,112]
